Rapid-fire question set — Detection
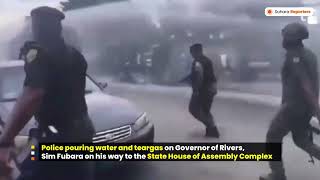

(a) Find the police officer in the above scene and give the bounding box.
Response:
[0,6,95,179]
[260,23,320,180]
[188,43,220,137]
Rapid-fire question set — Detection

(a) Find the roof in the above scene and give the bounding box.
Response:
[0,60,25,69]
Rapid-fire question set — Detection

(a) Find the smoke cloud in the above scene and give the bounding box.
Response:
[0,0,319,62]
[0,0,64,60]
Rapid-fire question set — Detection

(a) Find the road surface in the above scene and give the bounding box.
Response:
[96,82,319,180]
[219,80,282,97]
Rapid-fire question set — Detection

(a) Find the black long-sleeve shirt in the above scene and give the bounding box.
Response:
[191,55,217,94]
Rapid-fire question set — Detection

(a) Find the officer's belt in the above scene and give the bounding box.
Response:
[36,125,59,140]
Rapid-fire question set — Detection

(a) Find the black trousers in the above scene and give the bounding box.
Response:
[189,92,216,128]
[17,159,95,180]
[17,115,96,180]
[17,138,95,180]
[266,104,320,176]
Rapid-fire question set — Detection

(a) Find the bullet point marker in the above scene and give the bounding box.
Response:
[31,157,36,161]
[31,145,35,150]
[31,151,35,156]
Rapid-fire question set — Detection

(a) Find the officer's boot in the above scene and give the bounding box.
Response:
[259,173,287,180]
[206,126,220,138]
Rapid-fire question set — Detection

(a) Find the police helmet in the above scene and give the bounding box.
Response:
[281,22,309,40]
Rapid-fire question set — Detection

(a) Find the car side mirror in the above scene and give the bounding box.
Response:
[98,82,108,90]
[29,128,41,139]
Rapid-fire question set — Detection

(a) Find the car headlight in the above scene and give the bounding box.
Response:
[133,113,148,131]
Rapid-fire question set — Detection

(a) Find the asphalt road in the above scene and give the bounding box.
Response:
[96,83,320,180]
[220,81,282,97]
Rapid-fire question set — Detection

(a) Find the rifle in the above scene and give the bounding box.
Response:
[86,74,108,90]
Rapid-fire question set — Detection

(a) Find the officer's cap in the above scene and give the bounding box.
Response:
[31,6,65,21]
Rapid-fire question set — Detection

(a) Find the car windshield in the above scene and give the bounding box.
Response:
[0,66,100,102]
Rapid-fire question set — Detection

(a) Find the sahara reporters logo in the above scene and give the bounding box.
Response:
[265,7,318,24]
[266,9,273,15]
[265,7,315,16]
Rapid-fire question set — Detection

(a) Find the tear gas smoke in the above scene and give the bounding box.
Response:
[0,0,63,60]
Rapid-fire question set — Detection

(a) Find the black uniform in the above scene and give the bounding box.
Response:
[267,46,320,177]
[189,55,218,129]
[18,41,95,180]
